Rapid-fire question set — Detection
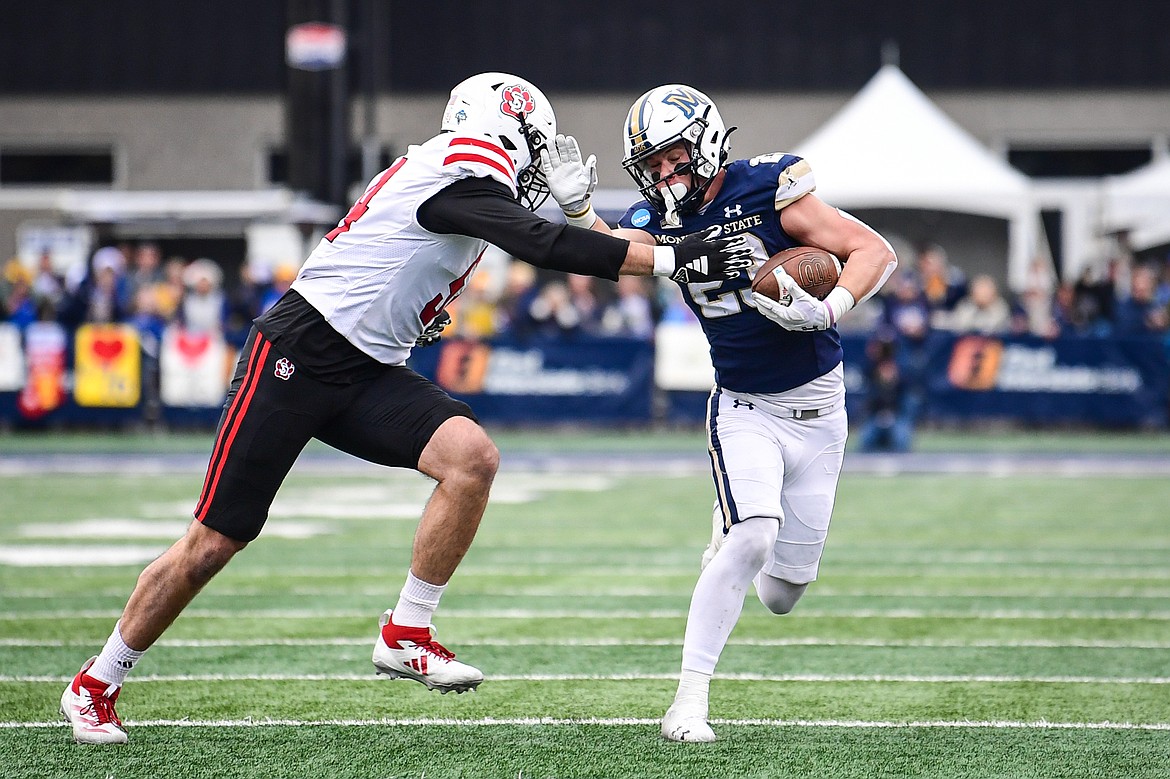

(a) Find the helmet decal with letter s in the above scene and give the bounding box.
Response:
[500,85,536,119]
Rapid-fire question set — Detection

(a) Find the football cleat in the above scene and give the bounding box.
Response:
[662,703,717,743]
[60,656,128,745]
[372,610,483,694]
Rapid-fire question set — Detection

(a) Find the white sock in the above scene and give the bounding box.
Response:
[392,570,446,628]
[679,516,779,675]
[88,622,145,687]
[672,668,713,714]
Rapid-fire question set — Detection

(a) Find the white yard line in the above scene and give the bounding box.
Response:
[6,672,1170,684]
[4,716,1168,731]
[8,586,1170,599]
[5,636,1170,649]
[5,608,1170,620]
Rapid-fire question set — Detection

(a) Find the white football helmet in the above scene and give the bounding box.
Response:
[622,84,734,223]
[441,72,556,211]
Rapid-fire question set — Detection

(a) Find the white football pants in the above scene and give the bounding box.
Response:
[679,388,847,676]
[706,387,847,583]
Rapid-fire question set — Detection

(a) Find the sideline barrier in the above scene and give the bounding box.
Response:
[922,332,1168,427]
[407,336,655,424]
[656,330,1169,428]
[0,323,1165,429]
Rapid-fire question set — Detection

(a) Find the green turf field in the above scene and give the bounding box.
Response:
[1,432,1168,778]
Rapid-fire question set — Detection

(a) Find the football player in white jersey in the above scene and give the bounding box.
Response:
[60,73,754,745]
[542,84,899,742]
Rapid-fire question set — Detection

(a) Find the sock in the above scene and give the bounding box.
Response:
[88,622,145,687]
[391,570,446,628]
[679,516,779,675]
[672,668,713,714]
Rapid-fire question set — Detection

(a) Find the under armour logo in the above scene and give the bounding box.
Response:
[732,398,754,410]
[724,204,743,218]
[274,357,295,381]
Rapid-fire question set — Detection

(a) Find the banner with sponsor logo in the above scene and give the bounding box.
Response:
[926,334,1168,426]
[74,324,141,407]
[409,336,654,423]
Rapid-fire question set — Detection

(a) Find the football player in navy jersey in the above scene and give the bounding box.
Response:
[541,84,898,742]
[59,74,753,746]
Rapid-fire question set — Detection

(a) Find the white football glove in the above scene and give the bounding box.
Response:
[751,265,834,331]
[538,134,597,226]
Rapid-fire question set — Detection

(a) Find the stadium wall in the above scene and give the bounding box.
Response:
[2,89,1169,267]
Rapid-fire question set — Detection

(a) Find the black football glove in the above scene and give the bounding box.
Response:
[661,230,755,284]
[415,310,451,347]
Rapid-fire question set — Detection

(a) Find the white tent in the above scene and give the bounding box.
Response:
[794,64,1044,290]
[1101,155,1170,251]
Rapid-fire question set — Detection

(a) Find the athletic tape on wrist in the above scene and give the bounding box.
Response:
[564,205,597,228]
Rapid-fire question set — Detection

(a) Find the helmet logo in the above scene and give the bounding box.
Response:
[501,85,536,119]
[454,109,467,124]
[661,87,706,119]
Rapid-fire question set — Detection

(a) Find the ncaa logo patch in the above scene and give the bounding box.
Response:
[631,209,651,228]
[274,357,295,381]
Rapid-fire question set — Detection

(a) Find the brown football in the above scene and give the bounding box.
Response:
[751,246,840,301]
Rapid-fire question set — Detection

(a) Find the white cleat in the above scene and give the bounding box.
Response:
[372,610,483,694]
[60,656,128,745]
[662,703,717,743]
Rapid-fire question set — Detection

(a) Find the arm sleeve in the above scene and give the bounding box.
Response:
[417,176,629,281]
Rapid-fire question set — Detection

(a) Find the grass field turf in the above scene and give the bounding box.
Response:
[1,431,1168,778]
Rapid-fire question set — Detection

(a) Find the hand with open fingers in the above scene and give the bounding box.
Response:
[662,230,755,284]
[751,265,833,331]
[538,134,597,222]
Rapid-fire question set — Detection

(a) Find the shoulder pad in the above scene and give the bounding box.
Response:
[440,136,518,195]
[774,158,815,210]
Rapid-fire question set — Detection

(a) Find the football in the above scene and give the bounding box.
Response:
[751,246,840,301]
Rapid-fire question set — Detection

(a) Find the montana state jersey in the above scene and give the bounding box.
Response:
[618,154,842,393]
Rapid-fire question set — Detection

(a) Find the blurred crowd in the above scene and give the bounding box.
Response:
[0,242,300,350]
[846,240,1170,450]
[850,241,1170,343]
[3,237,1169,444]
[5,239,1169,347]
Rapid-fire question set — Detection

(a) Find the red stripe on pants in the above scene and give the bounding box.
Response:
[193,336,272,521]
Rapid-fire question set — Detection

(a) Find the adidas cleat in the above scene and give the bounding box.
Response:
[372,610,483,694]
[60,656,128,745]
